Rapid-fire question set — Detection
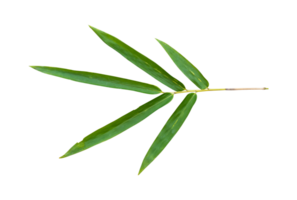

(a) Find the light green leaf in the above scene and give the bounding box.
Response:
[157,39,209,89]
[30,66,162,94]
[139,93,197,175]
[60,93,174,158]
[89,26,185,91]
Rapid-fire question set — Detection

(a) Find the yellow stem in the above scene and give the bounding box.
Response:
[171,87,268,94]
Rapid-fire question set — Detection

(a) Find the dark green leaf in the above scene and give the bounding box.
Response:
[153,37,210,89]
[27,65,163,95]
[58,92,176,159]
[136,92,199,176]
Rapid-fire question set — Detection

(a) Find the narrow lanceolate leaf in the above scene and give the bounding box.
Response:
[89,26,185,91]
[30,66,162,94]
[139,93,197,175]
[60,93,174,158]
[157,39,209,90]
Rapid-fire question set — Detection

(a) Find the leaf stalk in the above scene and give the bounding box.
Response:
[171,87,268,94]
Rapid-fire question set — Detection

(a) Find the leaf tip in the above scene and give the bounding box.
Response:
[26,65,36,69]
[152,37,159,42]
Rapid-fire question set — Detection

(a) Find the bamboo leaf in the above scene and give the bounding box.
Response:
[139,93,197,175]
[60,93,174,158]
[30,66,162,94]
[157,39,209,89]
[89,26,185,91]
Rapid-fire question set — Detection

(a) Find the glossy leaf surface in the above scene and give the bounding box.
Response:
[89,26,185,91]
[60,93,174,158]
[139,93,197,175]
[157,39,209,89]
[31,66,162,94]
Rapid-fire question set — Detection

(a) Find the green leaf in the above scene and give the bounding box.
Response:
[89,26,186,91]
[139,93,197,175]
[60,93,174,158]
[156,39,209,90]
[30,66,162,94]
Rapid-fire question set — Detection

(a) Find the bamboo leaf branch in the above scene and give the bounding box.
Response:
[30,25,268,175]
